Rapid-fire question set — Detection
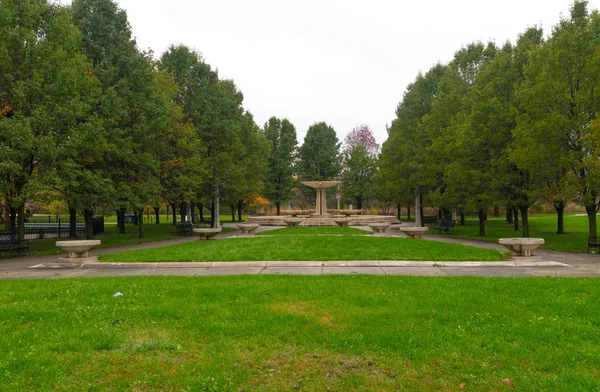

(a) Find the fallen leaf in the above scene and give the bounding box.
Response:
[502,378,516,387]
[459,382,467,389]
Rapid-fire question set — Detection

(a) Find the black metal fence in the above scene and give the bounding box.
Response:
[0,216,104,239]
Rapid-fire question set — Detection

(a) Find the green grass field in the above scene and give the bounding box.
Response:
[101,227,505,262]
[444,214,591,253]
[1,276,599,391]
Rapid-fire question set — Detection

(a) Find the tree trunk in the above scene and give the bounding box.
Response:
[460,212,465,226]
[179,201,188,222]
[396,203,401,220]
[231,203,236,222]
[513,208,519,231]
[84,209,94,240]
[10,204,17,234]
[170,202,177,225]
[419,194,424,224]
[553,200,565,235]
[520,206,530,238]
[69,207,77,239]
[237,200,243,221]
[478,209,485,236]
[199,203,204,222]
[493,206,499,217]
[210,204,216,227]
[507,205,513,224]
[137,209,144,238]
[407,203,411,221]
[17,202,25,244]
[119,207,125,234]
[276,202,281,216]
[154,205,160,224]
[585,204,598,238]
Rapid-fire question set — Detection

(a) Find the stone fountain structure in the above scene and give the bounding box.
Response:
[247,180,395,227]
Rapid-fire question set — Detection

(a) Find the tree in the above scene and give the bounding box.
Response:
[224,112,268,221]
[72,0,165,238]
[514,1,600,237]
[154,68,205,225]
[423,42,498,236]
[343,125,380,158]
[297,122,341,181]
[161,45,245,228]
[341,125,379,210]
[263,117,297,215]
[379,64,446,223]
[0,0,99,243]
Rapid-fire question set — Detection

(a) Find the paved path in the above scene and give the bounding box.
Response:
[1,224,599,280]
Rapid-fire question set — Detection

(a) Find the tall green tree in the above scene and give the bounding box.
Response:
[263,117,297,215]
[424,42,497,235]
[72,0,164,238]
[341,125,379,210]
[514,1,600,237]
[297,122,341,181]
[380,64,446,223]
[0,0,98,243]
[161,45,245,228]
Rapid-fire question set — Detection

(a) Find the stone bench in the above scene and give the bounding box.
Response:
[193,228,222,240]
[283,218,302,227]
[395,226,429,239]
[499,238,544,260]
[368,222,391,235]
[56,240,101,263]
[236,223,260,235]
[333,218,351,227]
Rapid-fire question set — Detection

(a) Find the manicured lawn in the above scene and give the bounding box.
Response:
[444,214,591,253]
[101,233,505,262]
[1,276,599,391]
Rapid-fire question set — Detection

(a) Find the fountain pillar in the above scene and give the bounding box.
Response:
[302,180,341,217]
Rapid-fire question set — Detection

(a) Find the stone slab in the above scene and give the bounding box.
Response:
[322,261,380,267]
[513,260,571,268]
[435,261,516,267]
[211,261,268,268]
[267,261,323,267]
[261,267,322,275]
[197,267,264,276]
[322,266,384,275]
[440,267,536,277]
[381,267,448,276]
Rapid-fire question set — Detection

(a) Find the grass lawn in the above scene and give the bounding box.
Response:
[1,276,599,391]
[101,228,505,262]
[444,214,592,253]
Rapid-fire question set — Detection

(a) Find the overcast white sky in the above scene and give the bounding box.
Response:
[62,0,594,145]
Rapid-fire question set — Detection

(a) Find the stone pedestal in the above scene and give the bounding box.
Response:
[236,223,259,235]
[302,180,340,218]
[333,218,351,227]
[193,228,222,240]
[284,218,302,227]
[56,240,101,263]
[499,238,544,259]
[398,226,429,239]
[368,222,391,235]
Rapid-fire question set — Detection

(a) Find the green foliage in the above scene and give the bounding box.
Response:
[0,0,100,241]
[514,1,600,235]
[262,117,298,213]
[297,122,341,181]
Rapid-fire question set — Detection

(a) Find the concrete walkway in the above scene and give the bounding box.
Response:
[1,224,599,280]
